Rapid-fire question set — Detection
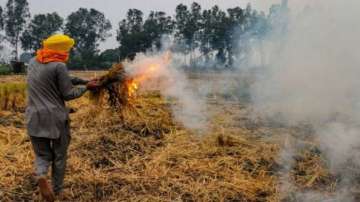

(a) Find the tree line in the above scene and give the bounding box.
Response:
[0,0,289,70]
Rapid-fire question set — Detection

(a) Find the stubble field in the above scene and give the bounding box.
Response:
[0,72,337,202]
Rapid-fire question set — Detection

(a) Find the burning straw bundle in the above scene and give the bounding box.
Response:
[81,62,175,138]
[90,52,173,110]
[89,63,135,108]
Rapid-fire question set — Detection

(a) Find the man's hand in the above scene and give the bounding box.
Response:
[71,77,89,85]
[86,78,101,91]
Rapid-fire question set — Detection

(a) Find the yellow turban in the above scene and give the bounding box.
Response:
[42,34,75,52]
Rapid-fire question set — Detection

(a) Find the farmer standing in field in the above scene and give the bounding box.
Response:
[26,34,99,201]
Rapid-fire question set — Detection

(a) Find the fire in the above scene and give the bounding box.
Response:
[127,79,139,97]
[126,64,161,97]
[125,51,172,98]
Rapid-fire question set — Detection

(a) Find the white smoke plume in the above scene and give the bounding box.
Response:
[0,43,11,64]
[249,0,360,201]
[125,52,208,131]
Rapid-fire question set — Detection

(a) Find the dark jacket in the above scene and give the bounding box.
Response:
[25,58,87,139]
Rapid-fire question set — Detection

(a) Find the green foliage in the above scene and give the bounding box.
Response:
[1,1,284,70]
[67,48,119,70]
[117,9,146,59]
[202,5,228,63]
[143,11,174,50]
[173,2,202,63]
[21,12,63,52]
[117,9,174,60]
[174,4,191,54]
[4,0,30,61]
[98,48,120,68]
[65,8,112,69]
[0,64,11,75]
[115,2,273,69]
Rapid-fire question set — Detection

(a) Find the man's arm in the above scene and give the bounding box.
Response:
[56,64,87,101]
[70,77,89,86]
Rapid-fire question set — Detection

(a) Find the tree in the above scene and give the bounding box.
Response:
[199,5,238,66]
[226,7,245,66]
[0,6,5,60]
[199,9,212,62]
[269,0,289,34]
[116,9,146,59]
[98,48,120,68]
[174,2,202,65]
[200,5,228,66]
[21,12,63,53]
[143,11,174,50]
[211,7,228,65]
[4,0,30,61]
[0,6,5,44]
[0,6,4,30]
[199,5,255,68]
[65,8,112,68]
[116,9,174,59]
[174,4,190,60]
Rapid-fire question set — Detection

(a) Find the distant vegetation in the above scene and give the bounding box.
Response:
[0,0,289,70]
[0,64,11,75]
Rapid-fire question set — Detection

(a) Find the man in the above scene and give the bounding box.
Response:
[26,34,99,201]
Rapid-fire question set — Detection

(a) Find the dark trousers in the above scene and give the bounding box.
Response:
[30,133,71,193]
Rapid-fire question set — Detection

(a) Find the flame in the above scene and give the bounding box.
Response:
[126,51,172,98]
[126,64,160,97]
[127,79,139,97]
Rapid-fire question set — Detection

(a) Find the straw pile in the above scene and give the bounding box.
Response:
[0,74,339,201]
[89,63,131,108]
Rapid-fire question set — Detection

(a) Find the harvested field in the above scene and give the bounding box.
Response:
[0,83,27,112]
[0,75,26,83]
[0,73,339,202]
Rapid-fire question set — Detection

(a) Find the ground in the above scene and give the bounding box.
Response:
[0,73,336,202]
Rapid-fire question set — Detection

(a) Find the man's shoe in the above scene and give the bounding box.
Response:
[38,177,55,202]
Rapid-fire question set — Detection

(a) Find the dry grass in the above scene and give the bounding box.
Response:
[0,83,27,111]
[88,63,130,108]
[0,75,26,83]
[0,74,338,202]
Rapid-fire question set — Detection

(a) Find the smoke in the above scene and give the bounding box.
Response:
[125,52,208,131]
[248,0,360,201]
[0,42,11,63]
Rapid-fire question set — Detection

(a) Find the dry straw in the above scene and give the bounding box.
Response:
[0,72,337,201]
[0,83,27,111]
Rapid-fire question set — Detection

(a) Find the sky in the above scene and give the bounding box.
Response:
[0,0,310,50]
